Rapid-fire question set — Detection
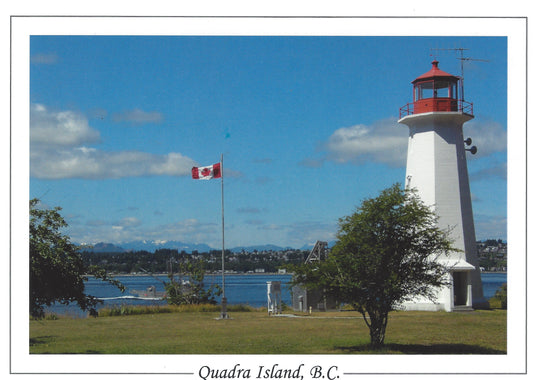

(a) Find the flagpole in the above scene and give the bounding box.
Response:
[220,153,228,319]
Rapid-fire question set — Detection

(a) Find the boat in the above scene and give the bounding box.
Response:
[129,285,166,299]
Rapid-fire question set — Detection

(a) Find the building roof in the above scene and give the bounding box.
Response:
[412,60,460,83]
[441,259,476,271]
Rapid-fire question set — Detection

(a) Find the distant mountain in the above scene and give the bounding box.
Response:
[229,244,290,253]
[79,242,125,253]
[78,240,331,254]
[300,241,337,251]
[78,240,212,253]
[119,240,213,253]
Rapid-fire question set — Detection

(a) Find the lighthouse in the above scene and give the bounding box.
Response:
[398,60,488,311]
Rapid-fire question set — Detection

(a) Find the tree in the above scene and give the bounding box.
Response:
[292,184,456,347]
[164,259,221,305]
[30,199,122,318]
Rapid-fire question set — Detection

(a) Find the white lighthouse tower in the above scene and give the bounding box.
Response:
[398,60,488,311]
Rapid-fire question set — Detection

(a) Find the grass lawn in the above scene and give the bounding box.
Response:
[30,309,506,354]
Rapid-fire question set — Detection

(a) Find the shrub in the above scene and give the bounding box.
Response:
[227,304,256,312]
[97,304,175,317]
[97,303,239,317]
[97,303,263,317]
[164,261,221,306]
[491,283,507,309]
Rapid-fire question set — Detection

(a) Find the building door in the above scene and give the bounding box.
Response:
[453,271,468,306]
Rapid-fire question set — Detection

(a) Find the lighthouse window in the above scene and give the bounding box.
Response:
[417,82,434,100]
[435,81,450,98]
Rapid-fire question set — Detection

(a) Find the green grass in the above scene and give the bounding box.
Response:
[29,308,506,354]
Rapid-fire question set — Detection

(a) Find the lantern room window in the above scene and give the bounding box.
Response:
[401,60,472,117]
[415,80,458,101]
[435,81,457,98]
[416,81,434,100]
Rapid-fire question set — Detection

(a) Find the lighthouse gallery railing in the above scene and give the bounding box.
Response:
[399,99,473,119]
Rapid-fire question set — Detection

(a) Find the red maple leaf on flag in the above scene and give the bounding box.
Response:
[192,162,221,180]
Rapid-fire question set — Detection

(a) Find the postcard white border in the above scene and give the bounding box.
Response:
[10,15,527,375]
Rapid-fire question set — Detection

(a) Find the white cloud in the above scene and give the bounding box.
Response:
[463,119,507,158]
[119,217,142,227]
[474,214,507,241]
[150,152,196,176]
[70,216,220,245]
[31,148,196,179]
[30,104,196,179]
[31,53,58,65]
[31,104,101,147]
[319,116,507,168]
[112,108,163,124]
[259,224,284,231]
[322,117,407,167]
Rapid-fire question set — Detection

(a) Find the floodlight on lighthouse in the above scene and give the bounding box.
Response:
[466,146,478,155]
[464,137,472,146]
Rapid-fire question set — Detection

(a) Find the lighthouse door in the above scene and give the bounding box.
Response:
[453,271,468,306]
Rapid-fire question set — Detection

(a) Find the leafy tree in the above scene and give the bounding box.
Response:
[292,184,456,347]
[164,259,221,305]
[30,199,123,318]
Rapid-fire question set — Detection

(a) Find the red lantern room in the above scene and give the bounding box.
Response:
[399,60,473,118]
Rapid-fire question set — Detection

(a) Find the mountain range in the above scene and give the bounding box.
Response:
[77,240,312,253]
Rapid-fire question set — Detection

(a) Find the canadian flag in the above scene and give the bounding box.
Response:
[191,163,222,180]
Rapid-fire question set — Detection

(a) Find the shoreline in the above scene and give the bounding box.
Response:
[87,272,295,277]
[86,271,506,277]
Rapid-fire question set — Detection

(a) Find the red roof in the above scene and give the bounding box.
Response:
[412,60,459,83]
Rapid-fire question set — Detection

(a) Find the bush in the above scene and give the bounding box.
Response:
[164,261,221,306]
[491,283,507,309]
[97,303,262,317]
[31,313,60,320]
[227,304,256,312]
[98,304,176,317]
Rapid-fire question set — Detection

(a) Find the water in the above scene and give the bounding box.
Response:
[44,272,506,317]
[44,274,293,317]
[480,272,507,299]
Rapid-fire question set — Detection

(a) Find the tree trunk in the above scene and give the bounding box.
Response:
[369,323,386,347]
[368,312,388,348]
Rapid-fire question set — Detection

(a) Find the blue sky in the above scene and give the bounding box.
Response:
[29,35,507,249]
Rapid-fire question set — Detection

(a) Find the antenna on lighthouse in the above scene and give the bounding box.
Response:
[430,47,471,76]
[430,47,489,101]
